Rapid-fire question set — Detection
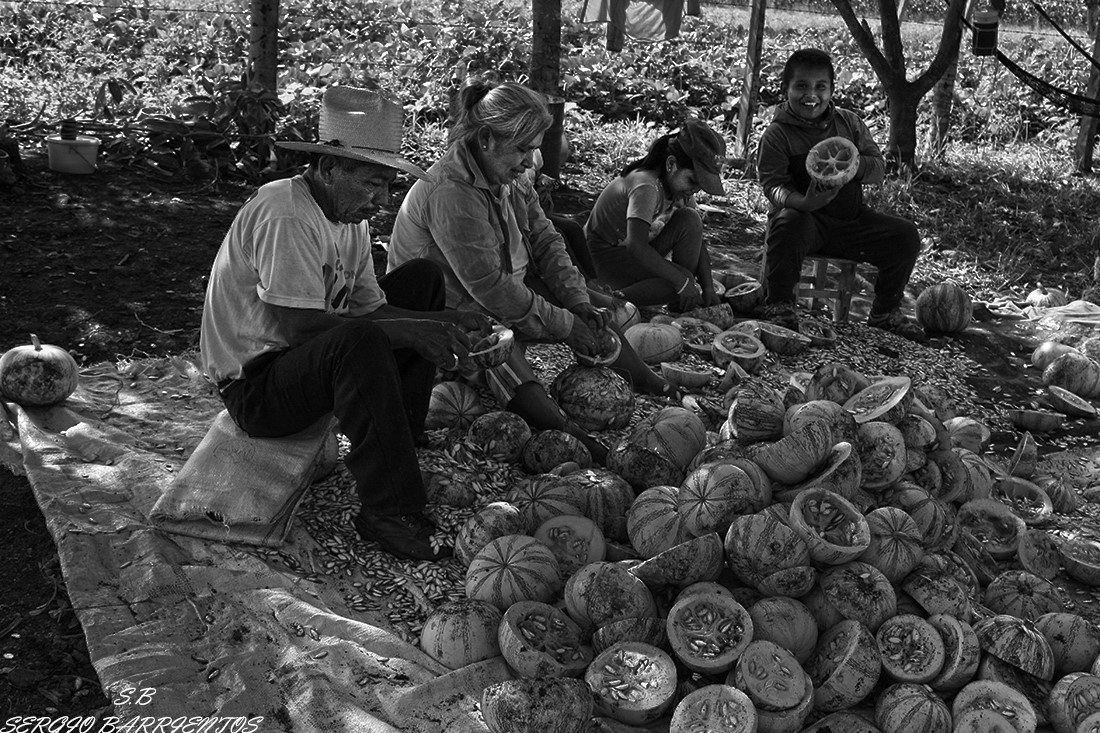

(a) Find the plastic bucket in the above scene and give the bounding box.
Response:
[46,134,100,174]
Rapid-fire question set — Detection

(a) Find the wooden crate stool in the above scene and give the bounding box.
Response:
[797,256,863,322]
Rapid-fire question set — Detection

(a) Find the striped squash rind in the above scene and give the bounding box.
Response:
[973,614,1055,681]
[861,507,925,583]
[726,382,786,444]
[455,501,531,567]
[806,619,882,711]
[561,467,635,543]
[874,682,952,733]
[884,486,958,552]
[631,406,707,471]
[550,365,636,432]
[678,461,758,537]
[915,281,973,333]
[425,380,488,430]
[723,513,810,588]
[521,429,592,474]
[927,613,981,691]
[627,484,687,559]
[419,599,503,670]
[983,569,1063,622]
[506,474,587,529]
[628,532,723,591]
[820,561,897,633]
[901,567,972,621]
[1034,612,1100,677]
[607,440,684,492]
[976,655,1052,728]
[465,534,563,611]
[748,595,818,665]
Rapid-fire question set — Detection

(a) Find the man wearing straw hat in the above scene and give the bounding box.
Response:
[200,86,490,561]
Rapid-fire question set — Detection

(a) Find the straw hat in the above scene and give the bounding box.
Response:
[278,86,429,180]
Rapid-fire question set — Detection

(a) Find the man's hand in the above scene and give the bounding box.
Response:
[387,319,478,371]
[450,310,494,340]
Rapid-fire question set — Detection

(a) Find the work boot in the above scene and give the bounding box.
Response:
[868,308,927,343]
[354,511,452,561]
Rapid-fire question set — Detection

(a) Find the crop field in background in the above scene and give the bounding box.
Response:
[1,0,1099,293]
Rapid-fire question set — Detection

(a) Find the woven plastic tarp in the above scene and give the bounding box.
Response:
[0,356,515,732]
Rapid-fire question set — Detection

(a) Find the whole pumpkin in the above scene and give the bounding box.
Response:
[915,282,973,333]
[0,334,79,407]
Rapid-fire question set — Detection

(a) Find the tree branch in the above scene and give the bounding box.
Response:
[830,0,892,84]
[878,0,906,71]
[910,0,969,95]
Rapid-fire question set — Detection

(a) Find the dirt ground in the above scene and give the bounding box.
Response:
[0,145,1088,717]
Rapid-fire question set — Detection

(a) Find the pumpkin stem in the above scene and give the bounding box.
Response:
[29,333,41,351]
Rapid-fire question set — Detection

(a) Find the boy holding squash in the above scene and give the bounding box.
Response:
[757,48,926,342]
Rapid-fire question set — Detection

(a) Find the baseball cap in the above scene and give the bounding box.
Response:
[675,119,728,196]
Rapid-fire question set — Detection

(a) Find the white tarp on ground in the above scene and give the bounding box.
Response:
[0,357,515,732]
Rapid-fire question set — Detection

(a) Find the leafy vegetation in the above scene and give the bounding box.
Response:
[1,0,1098,295]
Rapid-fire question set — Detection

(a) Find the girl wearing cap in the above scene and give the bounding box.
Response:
[584,120,727,311]
[388,79,679,463]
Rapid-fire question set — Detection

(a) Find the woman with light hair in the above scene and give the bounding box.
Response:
[388,79,677,463]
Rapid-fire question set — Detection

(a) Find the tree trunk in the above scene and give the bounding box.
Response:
[1075,18,1100,172]
[928,54,959,158]
[248,0,279,94]
[530,0,564,176]
[737,0,767,174]
[885,88,922,168]
[530,0,562,96]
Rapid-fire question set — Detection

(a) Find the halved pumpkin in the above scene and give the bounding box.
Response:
[729,639,808,710]
[875,613,946,684]
[805,618,882,711]
[1060,537,1100,586]
[993,477,1053,526]
[787,488,871,565]
[957,498,1027,560]
[712,330,768,372]
[843,375,913,425]
[1016,528,1060,580]
[668,684,758,733]
[666,589,753,675]
[928,613,981,692]
[951,679,1038,733]
[498,600,593,678]
[481,678,592,733]
[585,641,678,725]
[973,613,1055,681]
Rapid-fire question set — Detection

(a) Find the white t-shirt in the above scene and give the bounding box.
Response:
[200,175,386,383]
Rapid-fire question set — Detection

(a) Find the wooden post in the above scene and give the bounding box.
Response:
[1075,19,1100,172]
[249,0,279,93]
[737,0,767,176]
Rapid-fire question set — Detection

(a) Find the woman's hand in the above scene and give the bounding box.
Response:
[571,302,611,333]
[564,313,599,356]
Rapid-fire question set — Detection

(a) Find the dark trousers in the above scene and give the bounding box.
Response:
[220,259,444,515]
[763,205,921,313]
